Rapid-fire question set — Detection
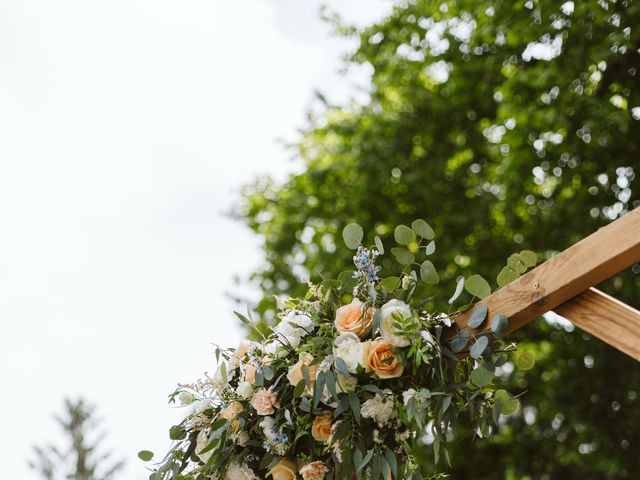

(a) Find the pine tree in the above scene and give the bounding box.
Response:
[30,398,125,480]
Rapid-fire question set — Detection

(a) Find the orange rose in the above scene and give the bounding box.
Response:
[268,459,297,480]
[334,299,374,338]
[363,339,404,379]
[311,413,333,443]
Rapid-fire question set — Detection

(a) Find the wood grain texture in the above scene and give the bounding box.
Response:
[454,207,640,339]
[553,288,640,361]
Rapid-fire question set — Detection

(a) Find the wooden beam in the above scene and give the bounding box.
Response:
[454,208,640,340]
[552,288,640,361]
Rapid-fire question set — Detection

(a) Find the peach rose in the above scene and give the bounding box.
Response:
[363,339,404,379]
[299,461,329,480]
[268,459,297,480]
[219,401,243,421]
[243,364,257,384]
[287,353,318,393]
[334,299,374,338]
[311,413,333,443]
[235,340,250,359]
[251,387,278,415]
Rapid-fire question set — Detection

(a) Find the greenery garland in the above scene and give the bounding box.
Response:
[141,220,537,480]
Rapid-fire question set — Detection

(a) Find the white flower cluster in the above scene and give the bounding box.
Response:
[265,311,316,357]
[361,389,396,426]
[226,462,260,480]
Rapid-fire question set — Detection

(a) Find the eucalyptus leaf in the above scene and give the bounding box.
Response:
[411,219,435,239]
[495,389,519,415]
[338,270,358,292]
[374,235,385,254]
[379,276,401,292]
[450,329,470,353]
[513,350,536,370]
[357,450,374,473]
[138,450,154,462]
[465,274,492,299]
[470,364,494,387]
[425,240,436,255]
[343,223,364,249]
[420,260,439,284]
[394,225,416,245]
[467,304,488,329]
[519,250,538,267]
[508,254,527,274]
[497,266,519,288]
[391,247,415,265]
[470,336,489,359]
[448,277,465,304]
[491,314,508,337]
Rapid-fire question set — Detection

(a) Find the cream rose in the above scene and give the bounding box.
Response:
[333,332,365,373]
[334,299,374,338]
[311,413,333,443]
[286,353,318,393]
[380,299,413,347]
[251,388,278,415]
[363,339,404,379]
[299,461,329,480]
[268,459,297,480]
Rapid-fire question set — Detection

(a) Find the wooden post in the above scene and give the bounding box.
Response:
[553,288,640,361]
[454,208,640,358]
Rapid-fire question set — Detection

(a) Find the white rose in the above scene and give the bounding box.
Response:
[226,462,259,480]
[274,320,305,350]
[236,381,254,400]
[282,310,315,332]
[264,340,290,359]
[333,332,365,373]
[380,299,413,347]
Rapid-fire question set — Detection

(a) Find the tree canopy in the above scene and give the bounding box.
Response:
[237,0,640,478]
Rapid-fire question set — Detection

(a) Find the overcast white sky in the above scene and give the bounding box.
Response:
[0,1,391,477]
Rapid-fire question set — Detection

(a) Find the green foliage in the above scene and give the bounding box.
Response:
[29,398,125,480]
[237,0,640,477]
[343,223,364,249]
[464,274,492,300]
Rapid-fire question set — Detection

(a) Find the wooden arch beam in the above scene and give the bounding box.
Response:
[553,288,640,360]
[454,207,640,358]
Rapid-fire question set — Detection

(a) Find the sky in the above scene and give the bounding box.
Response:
[0,1,391,477]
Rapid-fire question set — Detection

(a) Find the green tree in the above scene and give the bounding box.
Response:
[29,398,124,480]
[237,0,640,478]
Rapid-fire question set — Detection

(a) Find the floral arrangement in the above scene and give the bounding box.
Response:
[140,220,537,480]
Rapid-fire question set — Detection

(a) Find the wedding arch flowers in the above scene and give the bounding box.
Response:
[140,220,537,480]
